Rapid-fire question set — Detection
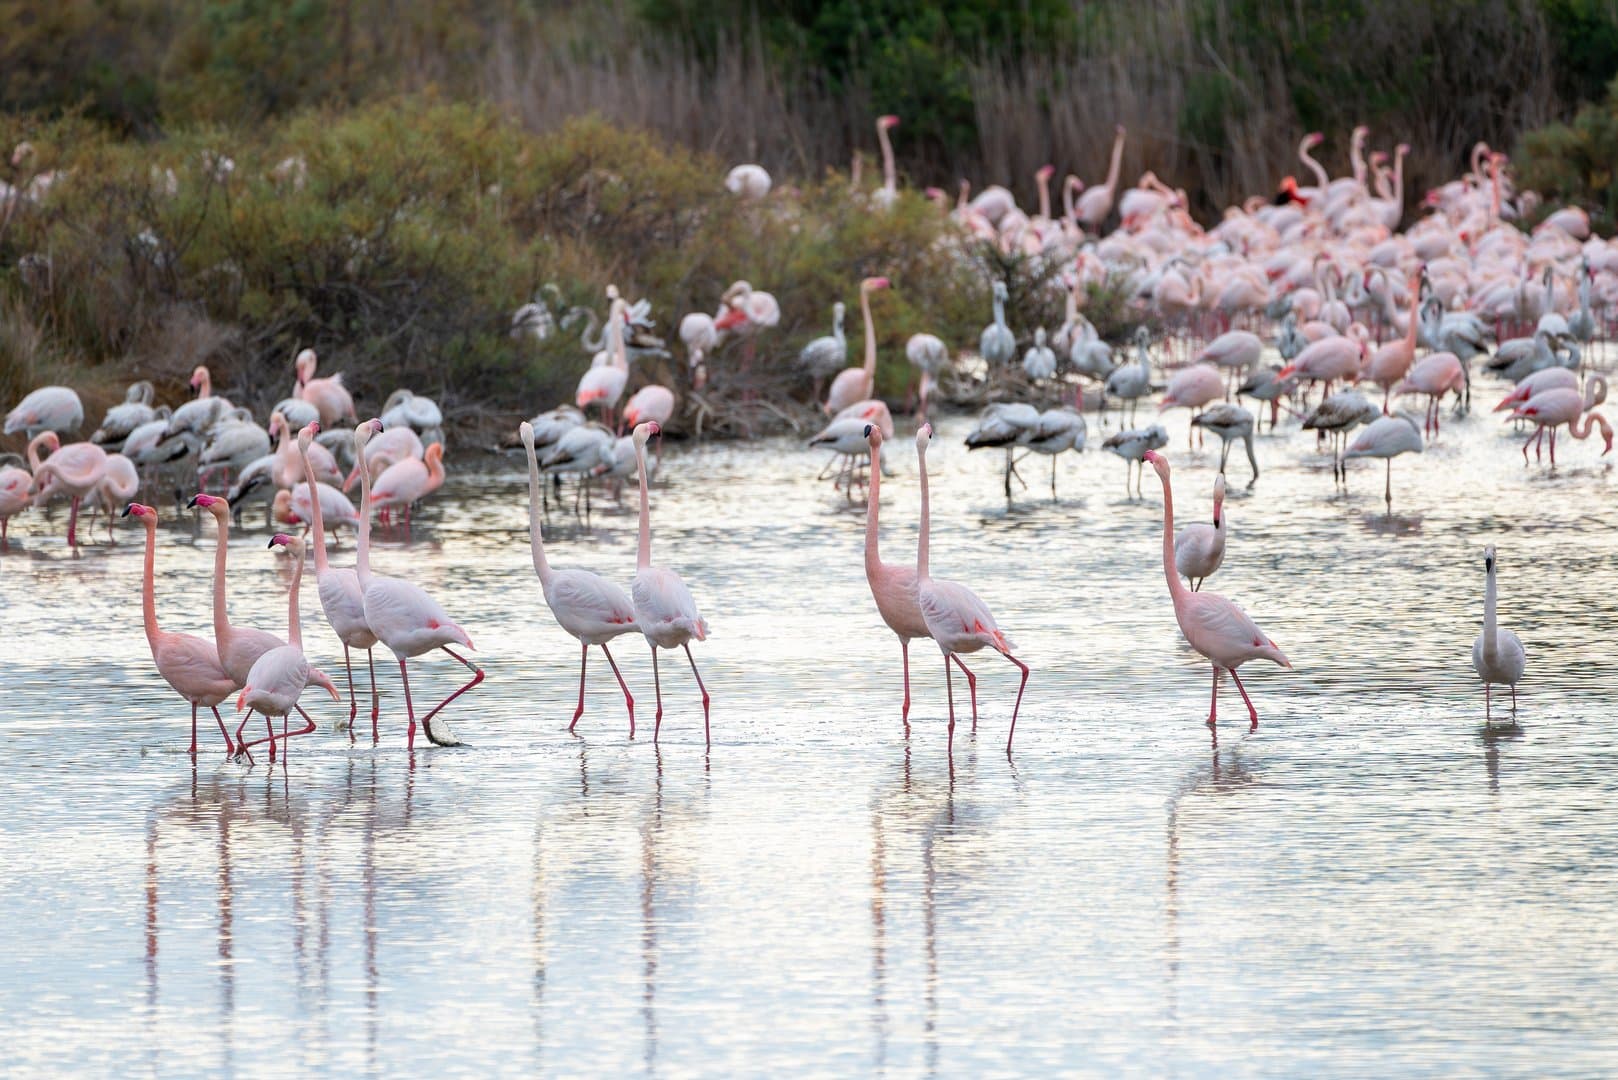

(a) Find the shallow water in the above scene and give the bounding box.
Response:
[5,379,1618,1076]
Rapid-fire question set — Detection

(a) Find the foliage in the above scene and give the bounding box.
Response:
[1516,74,1618,232]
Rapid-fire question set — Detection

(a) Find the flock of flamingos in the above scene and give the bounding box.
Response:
[5,116,1597,760]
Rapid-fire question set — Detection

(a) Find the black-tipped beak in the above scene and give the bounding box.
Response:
[186,495,201,509]
[863,424,873,437]
[121,505,134,518]
[267,537,278,548]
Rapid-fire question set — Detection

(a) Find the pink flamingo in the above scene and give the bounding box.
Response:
[629,422,711,745]
[29,436,108,546]
[0,457,29,545]
[189,494,286,685]
[293,348,357,427]
[914,423,1029,753]
[1077,125,1126,228]
[825,277,891,416]
[1509,376,1612,466]
[622,385,676,429]
[234,534,340,764]
[354,419,483,749]
[1493,368,1577,416]
[122,502,238,756]
[343,425,424,492]
[269,410,342,489]
[1143,450,1290,737]
[297,422,381,741]
[1159,364,1224,448]
[863,424,974,735]
[370,443,444,527]
[1394,352,1465,437]
[92,453,139,541]
[520,421,639,735]
[1364,273,1423,411]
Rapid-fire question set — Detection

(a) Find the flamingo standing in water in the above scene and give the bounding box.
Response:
[28,436,107,546]
[297,422,381,741]
[1077,125,1126,228]
[630,421,711,745]
[863,424,974,735]
[0,457,30,545]
[1509,375,1613,466]
[233,534,340,764]
[189,494,285,686]
[1472,545,1526,723]
[825,277,891,415]
[122,502,238,756]
[520,421,639,736]
[370,443,444,526]
[354,419,483,749]
[293,348,357,427]
[1144,450,1289,738]
[1174,474,1226,591]
[914,423,1029,753]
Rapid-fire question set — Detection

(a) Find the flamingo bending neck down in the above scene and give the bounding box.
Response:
[354,419,482,750]
[298,422,381,742]
[1144,450,1289,740]
[915,423,1029,754]
[630,422,711,745]
[123,503,238,756]
[521,421,639,736]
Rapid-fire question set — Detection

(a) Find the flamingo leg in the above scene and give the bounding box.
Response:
[265,713,277,764]
[415,646,483,745]
[1228,668,1261,732]
[600,643,635,738]
[209,706,233,756]
[1550,427,1558,466]
[189,702,199,757]
[944,654,956,746]
[365,648,379,742]
[1485,682,1492,722]
[651,644,664,741]
[344,645,358,742]
[949,654,978,731]
[1510,684,1517,713]
[234,710,256,756]
[1385,458,1393,511]
[1001,651,1030,755]
[682,643,711,748]
[1208,666,1219,729]
[900,638,912,736]
[570,641,588,732]
[67,495,81,547]
[399,659,416,749]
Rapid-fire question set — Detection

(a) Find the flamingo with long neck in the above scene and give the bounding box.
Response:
[915,424,1028,753]
[188,493,285,686]
[123,502,238,756]
[1472,546,1526,722]
[1144,450,1290,739]
[875,114,899,206]
[824,277,890,415]
[1365,272,1423,411]
[1298,132,1329,194]
[1509,375,1613,466]
[297,422,381,742]
[1078,125,1125,227]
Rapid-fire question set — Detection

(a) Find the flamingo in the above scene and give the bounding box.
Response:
[1159,364,1224,447]
[629,422,711,744]
[1237,365,1298,433]
[965,401,1039,498]
[1198,331,1263,395]
[91,381,157,448]
[297,423,381,741]
[369,443,445,526]
[0,456,30,544]
[379,389,444,443]
[1024,391,1088,496]
[1175,474,1226,590]
[1509,375,1613,466]
[622,385,676,430]
[1493,367,1577,415]
[122,502,238,756]
[914,423,1029,753]
[904,332,949,418]
[825,277,890,415]
[1365,273,1423,411]
[1102,328,1153,426]
[679,311,719,389]
[1103,424,1169,496]
[1342,413,1424,511]
[342,425,424,492]
[1077,125,1126,228]
[872,114,900,209]
[979,281,1016,366]
[1022,327,1057,383]
[233,534,341,764]
[5,385,83,437]
[576,296,631,424]
[273,481,360,532]
[92,453,140,540]
[354,419,482,749]
[1191,404,1259,482]
[1143,450,1290,737]
[29,438,107,546]
[1472,546,1526,723]
[1302,390,1380,481]
[1278,333,1365,402]
[293,348,357,426]
[519,421,639,735]
[799,302,847,394]
[189,493,286,684]
[1394,352,1465,437]
[724,163,771,199]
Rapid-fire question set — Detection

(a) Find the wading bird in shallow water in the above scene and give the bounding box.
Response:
[354,419,483,750]
[1472,546,1525,724]
[233,534,340,764]
[1174,474,1226,591]
[1144,451,1289,739]
[630,422,711,745]
[190,493,285,685]
[123,503,238,756]
[915,423,1029,754]
[521,421,639,736]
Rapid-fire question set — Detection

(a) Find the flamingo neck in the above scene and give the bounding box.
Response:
[285,547,304,649]
[1105,130,1124,192]
[1482,562,1499,660]
[1156,468,1189,603]
[1299,141,1328,191]
[26,434,49,472]
[209,511,230,642]
[1390,150,1405,218]
[635,440,652,571]
[523,440,552,583]
[140,519,162,651]
[1404,285,1420,348]
[298,445,329,574]
[878,125,896,192]
[865,446,883,579]
[861,286,878,390]
[425,447,445,488]
[1352,133,1367,185]
[197,370,212,399]
[356,442,373,584]
[1036,174,1050,221]
[916,447,931,580]
[992,291,1005,329]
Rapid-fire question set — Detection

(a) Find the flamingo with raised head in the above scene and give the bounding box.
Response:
[1472,545,1526,723]
[122,502,238,756]
[1077,125,1126,228]
[354,419,483,749]
[825,277,891,415]
[521,421,639,736]
[189,494,285,683]
[1144,450,1289,738]
[630,421,710,744]
[914,423,1029,753]
[1175,474,1226,591]
[872,114,900,209]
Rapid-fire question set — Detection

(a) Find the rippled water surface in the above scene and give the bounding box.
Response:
[6,383,1618,1076]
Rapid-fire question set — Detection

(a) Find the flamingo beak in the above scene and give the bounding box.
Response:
[714,308,746,331]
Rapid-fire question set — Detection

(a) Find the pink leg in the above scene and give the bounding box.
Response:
[414,646,483,744]
[189,702,199,757]
[900,639,912,737]
[344,645,358,743]
[600,643,635,738]
[944,654,957,747]
[1208,666,1219,729]
[67,495,81,547]
[570,641,588,732]
[211,707,234,756]
[1228,668,1261,732]
[1550,427,1558,466]
[1001,651,1030,754]
[682,643,711,748]
[367,649,379,743]
[650,645,664,741]
[950,655,978,731]
[399,659,417,749]
[265,713,277,763]
[234,710,256,754]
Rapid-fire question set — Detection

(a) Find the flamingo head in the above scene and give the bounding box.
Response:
[269,531,304,559]
[188,366,207,395]
[187,492,224,513]
[1396,143,1410,157]
[1484,545,1496,573]
[713,306,748,331]
[914,422,933,454]
[1275,363,1298,380]
[1305,132,1325,147]
[878,115,900,130]
[294,347,316,383]
[1036,164,1055,181]
[354,417,382,452]
[518,421,535,451]
[297,420,319,450]
[1143,449,1167,473]
[272,489,298,524]
[862,276,890,294]
[864,423,884,449]
[122,502,156,519]
[632,421,660,448]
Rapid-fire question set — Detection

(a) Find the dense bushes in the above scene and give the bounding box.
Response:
[1516,74,1618,233]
